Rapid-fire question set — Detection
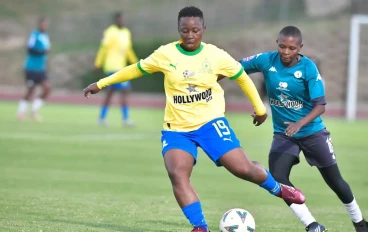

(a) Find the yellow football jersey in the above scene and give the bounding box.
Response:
[94,25,138,73]
[138,41,243,132]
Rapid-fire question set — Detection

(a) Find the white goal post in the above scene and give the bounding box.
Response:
[346,14,368,121]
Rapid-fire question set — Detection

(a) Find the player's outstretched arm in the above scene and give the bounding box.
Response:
[83,63,143,98]
[234,72,267,126]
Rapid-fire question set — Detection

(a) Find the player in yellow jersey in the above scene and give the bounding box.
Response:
[83,6,305,232]
[94,12,138,127]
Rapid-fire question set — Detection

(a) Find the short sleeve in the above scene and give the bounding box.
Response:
[216,49,244,80]
[137,47,165,75]
[239,52,269,74]
[306,61,325,101]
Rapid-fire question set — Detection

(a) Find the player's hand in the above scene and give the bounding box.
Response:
[251,112,268,126]
[83,83,100,98]
[284,121,303,137]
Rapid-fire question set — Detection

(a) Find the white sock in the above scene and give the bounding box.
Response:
[17,100,28,114]
[290,203,316,227]
[32,98,44,112]
[344,198,363,223]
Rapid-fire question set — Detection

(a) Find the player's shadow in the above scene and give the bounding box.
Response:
[48,218,172,232]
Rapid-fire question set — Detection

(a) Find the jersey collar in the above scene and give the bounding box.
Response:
[176,41,204,56]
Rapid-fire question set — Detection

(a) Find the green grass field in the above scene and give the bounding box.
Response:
[0,101,367,232]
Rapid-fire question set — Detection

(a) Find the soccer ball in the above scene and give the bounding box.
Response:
[219,208,255,232]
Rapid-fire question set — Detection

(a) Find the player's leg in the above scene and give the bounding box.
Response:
[268,134,324,231]
[319,164,367,231]
[197,117,305,204]
[17,71,36,120]
[99,87,114,125]
[161,131,208,232]
[301,129,367,231]
[119,81,134,127]
[31,73,51,122]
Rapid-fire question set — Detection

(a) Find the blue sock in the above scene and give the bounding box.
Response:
[99,105,108,120]
[122,106,129,121]
[182,202,208,229]
[259,169,281,195]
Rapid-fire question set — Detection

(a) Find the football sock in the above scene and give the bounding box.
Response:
[182,201,208,229]
[259,169,281,195]
[99,105,108,120]
[31,98,44,112]
[122,106,129,121]
[344,198,363,223]
[17,100,28,114]
[290,203,316,227]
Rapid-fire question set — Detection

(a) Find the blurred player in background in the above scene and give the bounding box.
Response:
[17,17,51,122]
[94,12,138,127]
[237,26,367,232]
[83,7,306,232]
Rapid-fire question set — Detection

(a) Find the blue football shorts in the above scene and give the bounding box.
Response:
[106,72,131,90]
[161,117,241,166]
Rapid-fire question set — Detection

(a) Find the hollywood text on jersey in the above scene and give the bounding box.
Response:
[173,88,213,104]
[269,98,304,110]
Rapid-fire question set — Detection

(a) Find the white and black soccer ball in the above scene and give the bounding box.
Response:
[219,208,255,232]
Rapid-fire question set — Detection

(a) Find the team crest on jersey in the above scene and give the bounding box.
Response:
[183,70,195,79]
[294,71,302,78]
[199,59,213,74]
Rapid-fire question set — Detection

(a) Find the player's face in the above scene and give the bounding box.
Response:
[178,17,206,51]
[39,20,48,32]
[277,35,303,66]
[116,16,124,28]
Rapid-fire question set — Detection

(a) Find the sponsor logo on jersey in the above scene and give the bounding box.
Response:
[276,82,289,91]
[173,87,213,104]
[316,74,322,81]
[242,55,255,62]
[183,70,195,79]
[269,97,304,110]
[269,66,277,72]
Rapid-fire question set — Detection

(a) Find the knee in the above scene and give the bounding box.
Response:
[166,168,188,187]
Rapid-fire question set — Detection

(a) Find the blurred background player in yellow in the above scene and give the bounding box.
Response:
[94,12,138,127]
[17,17,51,122]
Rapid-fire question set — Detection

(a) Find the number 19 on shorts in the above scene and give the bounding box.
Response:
[212,120,230,137]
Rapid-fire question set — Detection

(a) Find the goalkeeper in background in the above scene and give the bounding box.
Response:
[94,12,138,127]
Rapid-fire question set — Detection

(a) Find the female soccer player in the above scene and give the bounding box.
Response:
[17,17,51,122]
[94,12,138,127]
[83,7,305,232]
[237,26,367,232]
